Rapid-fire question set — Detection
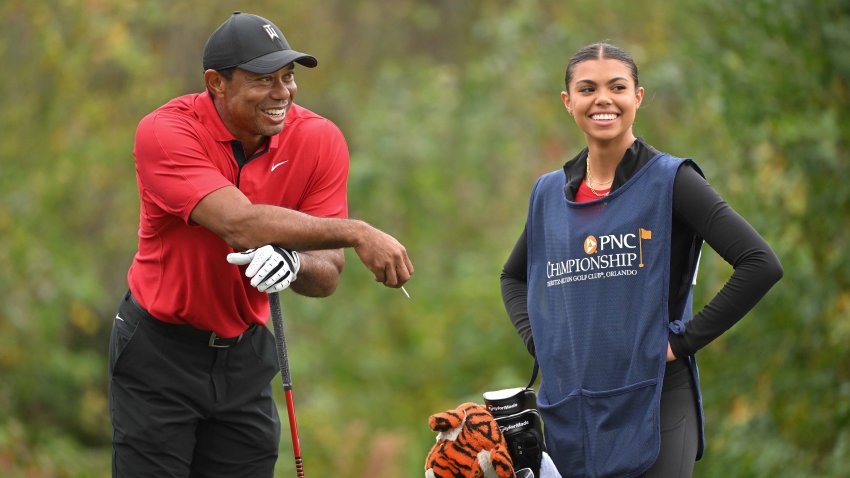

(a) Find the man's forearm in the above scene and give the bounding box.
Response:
[192,185,412,287]
[289,249,345,297]
[190,185,366,251]
[243,204,366,252]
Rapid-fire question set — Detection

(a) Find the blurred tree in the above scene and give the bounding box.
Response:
[0,0,847,476]
[665,0,850,475]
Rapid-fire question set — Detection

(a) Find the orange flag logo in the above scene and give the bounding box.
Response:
[639,228,652,267]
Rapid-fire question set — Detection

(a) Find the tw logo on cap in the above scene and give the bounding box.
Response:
[262,24,280,41]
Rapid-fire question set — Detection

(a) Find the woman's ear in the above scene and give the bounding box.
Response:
[561,91,571,115]
[635,86,645,109]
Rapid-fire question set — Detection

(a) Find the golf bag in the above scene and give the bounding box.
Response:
[484,363,548,477]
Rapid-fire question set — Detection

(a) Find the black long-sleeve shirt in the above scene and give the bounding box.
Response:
[501,139,783,369]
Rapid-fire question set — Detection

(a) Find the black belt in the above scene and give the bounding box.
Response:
[123,291,253,349]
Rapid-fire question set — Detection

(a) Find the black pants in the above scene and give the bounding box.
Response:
[109,292,281,478]
[642,360,700,478]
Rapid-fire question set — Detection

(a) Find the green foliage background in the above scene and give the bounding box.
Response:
[1,0,848,476]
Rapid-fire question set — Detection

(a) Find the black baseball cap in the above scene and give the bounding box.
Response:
[203,12,317,73]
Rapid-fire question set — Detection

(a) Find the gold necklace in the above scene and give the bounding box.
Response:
[585,156,612,197]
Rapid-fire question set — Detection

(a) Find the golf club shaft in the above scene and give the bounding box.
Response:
[284,389,304,474]
[269,292,304,477]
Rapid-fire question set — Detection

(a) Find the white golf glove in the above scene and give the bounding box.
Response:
[226,245,300,293]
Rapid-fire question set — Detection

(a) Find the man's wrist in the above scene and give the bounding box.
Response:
[345,219,370,248]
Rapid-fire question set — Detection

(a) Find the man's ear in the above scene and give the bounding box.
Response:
[204,69,226,98]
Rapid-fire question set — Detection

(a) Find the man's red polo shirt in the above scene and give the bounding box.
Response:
[128,92,349,337]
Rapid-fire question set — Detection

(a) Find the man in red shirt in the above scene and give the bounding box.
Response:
[109,12,413,477]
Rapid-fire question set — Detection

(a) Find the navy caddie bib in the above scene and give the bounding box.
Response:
[526,153,696,478]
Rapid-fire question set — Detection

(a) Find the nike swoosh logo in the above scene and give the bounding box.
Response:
[271,160,289,172]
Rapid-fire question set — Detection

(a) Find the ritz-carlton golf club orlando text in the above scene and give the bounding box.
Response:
[546,229,653,287]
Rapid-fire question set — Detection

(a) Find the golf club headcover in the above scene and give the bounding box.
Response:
[483,386,562,478]
[424,402,515,478]
[495,409,546,477]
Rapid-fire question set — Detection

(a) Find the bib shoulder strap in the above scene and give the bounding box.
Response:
[526,360,539,389]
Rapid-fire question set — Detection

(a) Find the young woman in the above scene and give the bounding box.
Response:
[500,43,782,478]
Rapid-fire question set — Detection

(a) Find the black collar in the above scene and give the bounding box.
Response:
[562,138,660,200]
[230,140,270,168]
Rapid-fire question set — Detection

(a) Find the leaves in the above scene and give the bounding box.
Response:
[1,0,848,476]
